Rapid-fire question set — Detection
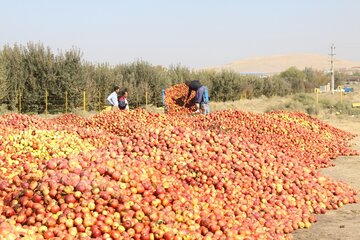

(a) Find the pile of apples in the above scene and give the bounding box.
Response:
[0,109,358,239]
[164,84,197,115]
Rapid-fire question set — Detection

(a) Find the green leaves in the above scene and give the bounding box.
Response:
[0,43,340,113]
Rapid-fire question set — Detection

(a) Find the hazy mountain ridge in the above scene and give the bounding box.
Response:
[205,53,360,74]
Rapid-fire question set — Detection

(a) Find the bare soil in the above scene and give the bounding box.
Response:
[205,53,360,74]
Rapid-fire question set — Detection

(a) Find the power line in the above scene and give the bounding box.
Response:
[329,44,335,93]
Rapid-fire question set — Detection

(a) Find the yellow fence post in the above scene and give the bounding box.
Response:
[314,88,320,105]
[145,91,148,111]
[241,94,245,100]
[338,86,343,104]
[45,90,48,117]
[18,90,22,113]
[98,91,101,112]
[65,91,68,114]
[83,91,86,113]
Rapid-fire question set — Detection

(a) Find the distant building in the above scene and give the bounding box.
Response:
[336,66,360,75]
[239,72,271,78]
[346,76,360,84]
[320,83,331,92]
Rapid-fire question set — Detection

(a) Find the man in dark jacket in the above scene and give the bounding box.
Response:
[184,80,206,113]
[118,89,129,110]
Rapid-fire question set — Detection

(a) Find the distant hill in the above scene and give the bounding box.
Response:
[205,53,360,74]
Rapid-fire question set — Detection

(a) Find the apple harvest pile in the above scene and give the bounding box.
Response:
[164,84,197,115]
[0,110,358,239]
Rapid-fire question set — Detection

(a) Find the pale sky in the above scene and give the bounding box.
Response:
[1,0,360,69]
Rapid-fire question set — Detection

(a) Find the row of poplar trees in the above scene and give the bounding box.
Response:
[0,42,339,113]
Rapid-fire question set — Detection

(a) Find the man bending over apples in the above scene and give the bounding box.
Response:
[184,80,210,114]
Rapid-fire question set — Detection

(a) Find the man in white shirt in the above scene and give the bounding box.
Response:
[107,86,120,110]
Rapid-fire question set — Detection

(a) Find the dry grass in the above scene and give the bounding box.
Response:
[209,84,360,118]
[210,95,288,113]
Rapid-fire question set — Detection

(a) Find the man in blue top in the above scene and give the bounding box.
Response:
[107,86,120,110]
[184,80,206,113]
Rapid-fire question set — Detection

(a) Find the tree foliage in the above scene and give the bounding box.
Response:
[0,42,345,113]
[279,67,306,94]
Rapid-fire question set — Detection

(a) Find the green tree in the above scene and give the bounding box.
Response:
[21,42,56,113]
[335,71,347,88]
[167,64,192,85]
[4,41,355,113]
[280,67,306,93]
[1,44,25,111]
[353,71,360,76]
[0,52,8,104]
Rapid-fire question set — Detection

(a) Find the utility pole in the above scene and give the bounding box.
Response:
[330,43,336,93]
